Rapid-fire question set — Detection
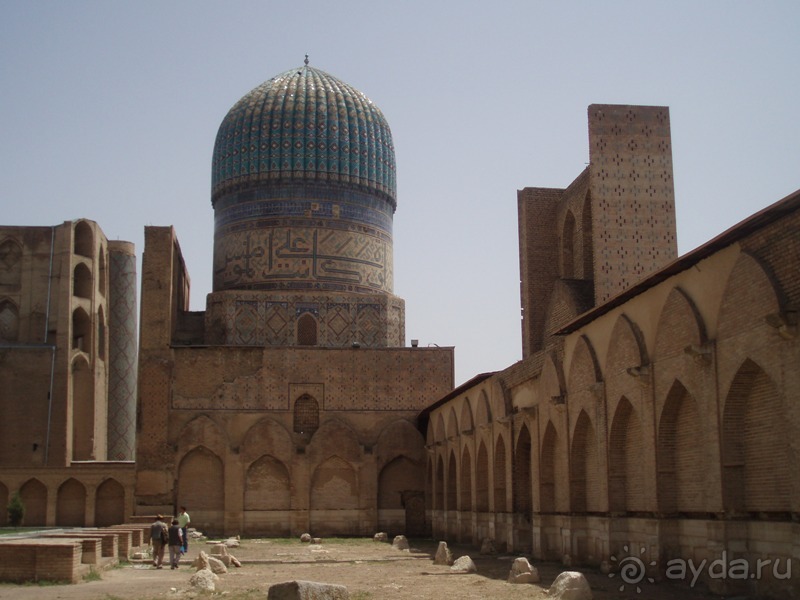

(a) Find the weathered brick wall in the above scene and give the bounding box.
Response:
[588,104,678,304]
[426,192,800,596]
[518,187,561,357]
[0,540,82,583]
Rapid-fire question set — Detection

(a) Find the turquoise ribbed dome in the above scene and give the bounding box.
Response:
[211,65,396,207]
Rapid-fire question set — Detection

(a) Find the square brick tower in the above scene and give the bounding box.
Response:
[518,104,678,357]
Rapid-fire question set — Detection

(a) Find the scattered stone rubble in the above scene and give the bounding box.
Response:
[548,571,593,600]
[433,541,454,566]
[391,535,410,551]
[267,579,349,599]
[507,556,540,584]
[450,555,477,573]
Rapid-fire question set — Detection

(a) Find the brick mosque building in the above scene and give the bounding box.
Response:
[0,65,798,595]
[422,106,799,597]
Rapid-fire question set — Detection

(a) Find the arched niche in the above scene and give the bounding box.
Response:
[74,221,93,258]
[20,478,47,526]
[178,446,224,535]
[95,478,125,526]
[241,418,293,466]
[73,262,92,299]
[72,355,95,461]
[376,419,425,467]
[657,380,704,514]
[56,478,86,527]
[0,299,19,342]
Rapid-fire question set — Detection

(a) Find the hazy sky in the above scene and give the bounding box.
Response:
[1,2,798,385]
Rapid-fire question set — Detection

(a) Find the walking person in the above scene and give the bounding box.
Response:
[178,506,191,554]
[168,518,183,569]
[149,515,168,569]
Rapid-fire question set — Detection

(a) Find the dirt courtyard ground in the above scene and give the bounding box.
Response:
[0,537,731,600]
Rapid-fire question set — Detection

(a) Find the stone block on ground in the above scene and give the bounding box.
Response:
[210,543,229,557]
[392,535,409,551]
[508,557,540,584]
[548,571,592,600]
[207,555,228,574]
[480,538,497,555]
[433,541,453,566]
[311,537,322,544]
[373,532,388,542]
[267,580,349,599]
[450,555,477,573]
[189,568,218,591]
[300,533,312,543]
[192,550,210,571]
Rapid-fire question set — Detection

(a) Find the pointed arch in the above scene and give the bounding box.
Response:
[435,454,445,511]
[297,313,318,346]
[609,397,645,513]
[376,419,426,466]
[72,355,95,460]
[433,412,446,443]
[179,414,228,459]
[494,434,507,512]
[475,441,489,512]
[72,306,91,352]
[654,288,706,360]
[513,425,532,517]
[95,478,125,527]
[459,398,474,433]
[0,238,22,288]
[310,456,359,535]
[657,380,704,514]
[74,221,93,257]
[460,446,472,511]
[73,262,92,299]
[475,391,491,426]
[0,299,19,342]
[540,422,558,513]
[293,393,319,435]
[446,450,457,511]
[307,418,361,462]
[56,478,86,527]
[178,446,224,534]
[722,359,790,514]
[570,410,600,513]
[445,406,458,439]
[20,479,47,526]
[379,455,423,509]
[244,455,292,508]
[241,418,293,466]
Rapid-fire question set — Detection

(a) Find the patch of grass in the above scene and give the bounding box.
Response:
[83,568,102,582]
[351,592,374,600]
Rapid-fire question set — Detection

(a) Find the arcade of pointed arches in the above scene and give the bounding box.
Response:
[425,251,797,560]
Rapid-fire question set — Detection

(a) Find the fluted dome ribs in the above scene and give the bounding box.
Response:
[212,66,396,208]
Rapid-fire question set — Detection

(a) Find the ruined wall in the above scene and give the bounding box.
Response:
[427,192,800,598]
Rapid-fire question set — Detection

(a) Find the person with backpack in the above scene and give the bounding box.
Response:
[149,515,169,568]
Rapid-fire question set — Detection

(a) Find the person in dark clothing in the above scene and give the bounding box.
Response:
[149,515,168,568]
[168,518,184,569]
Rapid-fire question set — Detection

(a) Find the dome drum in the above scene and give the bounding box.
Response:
[211,64,398,298]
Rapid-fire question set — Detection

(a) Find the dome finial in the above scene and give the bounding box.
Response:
[304,54,309,66]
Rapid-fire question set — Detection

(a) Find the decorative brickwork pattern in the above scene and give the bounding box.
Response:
[206,290,404,348]
[588,104,677,303]
[107,243,137,461]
